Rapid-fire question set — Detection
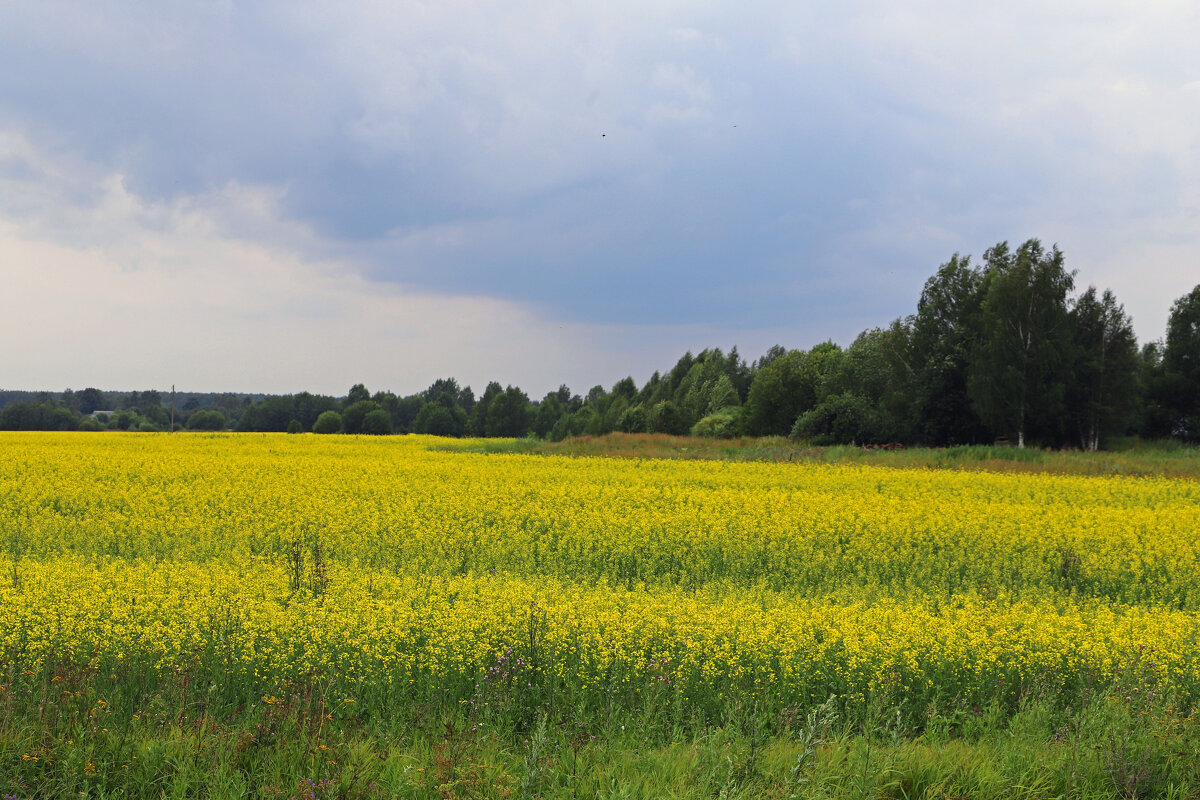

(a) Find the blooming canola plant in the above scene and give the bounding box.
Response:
[2,432,1198,716]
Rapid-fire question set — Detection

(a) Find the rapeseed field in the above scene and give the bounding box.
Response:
[4,430,1199,723]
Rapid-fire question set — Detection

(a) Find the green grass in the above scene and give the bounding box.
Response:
[5,662,1200,798]
[440,433,1200,480]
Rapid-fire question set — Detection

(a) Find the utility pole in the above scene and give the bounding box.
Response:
[171,384,176,432]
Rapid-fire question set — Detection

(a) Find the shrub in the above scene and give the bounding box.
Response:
[648,401,688,435]
[360,408,393,435]
[413,403,456,436]
[691,407,741,438]
[792,393,885,445]
[312,410,343,434]
[342,400,381,435]
[187,409,226,431]
[618,404,648,433]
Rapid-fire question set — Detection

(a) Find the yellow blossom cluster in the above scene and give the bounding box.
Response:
[1,431,1198,708]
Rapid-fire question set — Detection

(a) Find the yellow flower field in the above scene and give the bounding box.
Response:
[2,431,1198,713]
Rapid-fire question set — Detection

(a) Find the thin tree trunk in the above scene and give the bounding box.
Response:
[1018,400,1025,448]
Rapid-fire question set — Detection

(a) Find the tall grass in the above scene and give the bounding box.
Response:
[447,433,1200,480]
[5,655,1199,798]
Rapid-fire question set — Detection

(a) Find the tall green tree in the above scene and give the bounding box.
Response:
[345,384,371,406]
[532,394,564,438]
[825,322,914,442]
[1137,341,1174,439]
[1162,285,1200,439]
[294,392,339,431]
[342,400,382,435]
[1067,287,1140,450]
[741,350,814,436]
[968,240,1075,447]
[706,374,740,414]
[413,402,461,436]
[910,254,987,444]
[360,408,393,435]
[470,382,504,436]
[77,388,107,415]
[485,386,533,438]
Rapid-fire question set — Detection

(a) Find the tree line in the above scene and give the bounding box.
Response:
[3,239,1198,448]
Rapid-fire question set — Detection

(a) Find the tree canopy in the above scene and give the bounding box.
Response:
[5,241,1195,451]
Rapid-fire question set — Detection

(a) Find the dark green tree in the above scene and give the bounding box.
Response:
[312,410,342,434]
[393,395,425,433]
[611,376,637,401]
[827,323,914,442]
[910,254,987,444]
[342,400,381,435]
[372,391,401,429]
[186,409,226,431]
[141,404,170,429]
[968,240,1075,447]
[293,392,339,431]
[1162,285,1200,439]
[602,395,630,434]
[741,345,841,436]
[792,393,886,445]
[648,400,688,435]
[413,402,459,436]
[235,396,295,432]
[361,408,393,435]
[618,404,648,433]
[532,394,563,438]
[0,402,78,431]
[470,382,504,436]
[741,349,812,436]
[77,387,107,415]
[753,345,787,371]
[1067,287,1140,450]
[485,386,533,438]
[345,384,371,406]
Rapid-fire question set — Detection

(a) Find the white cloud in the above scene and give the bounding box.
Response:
[0,133,784,395]
[3,0,1198,374]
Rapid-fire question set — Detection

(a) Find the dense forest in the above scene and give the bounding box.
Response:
[4,239,1199,448]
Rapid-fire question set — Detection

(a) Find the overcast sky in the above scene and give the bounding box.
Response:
[2,1,1198,397]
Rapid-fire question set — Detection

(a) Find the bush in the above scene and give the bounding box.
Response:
[691,407,741,438]
[618,404,648,433]
[360,408,393,435]
[108,410,137,430]
[0,401,79,431]
[648,401,688,435]
[312,410,343,434]
[413,403,456,436]
[792,393,885,445]
[187,409,226,431]
[342,400,381,435]
[286,419,303,434]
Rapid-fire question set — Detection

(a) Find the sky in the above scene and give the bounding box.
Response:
[2,1,1198,398]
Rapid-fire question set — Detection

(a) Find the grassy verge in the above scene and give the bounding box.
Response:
[4,659,1199,798]
[438,433,1200,480]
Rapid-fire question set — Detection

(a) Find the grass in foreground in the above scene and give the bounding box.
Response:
[444,433,1200,480]
[5,661,1200,799]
